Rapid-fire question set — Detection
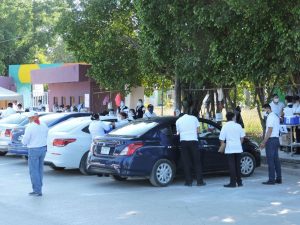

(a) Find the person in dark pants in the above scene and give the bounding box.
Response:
[136,99,145,119]
[219,112,245,188]
[260,104,282,185]
[176,113,205,187]
[22,112,49,196]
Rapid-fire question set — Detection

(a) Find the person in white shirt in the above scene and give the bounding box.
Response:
[293,96,300,147]
[88,113,111,139]
[260,104,282,185]
[113,112,129,129]
[283,95,294,117]
[176,113,205,186]
[117,101,129,114]
[143,104,157,118]
[1,102,16,118]
[269,94,284,117]
[219,112,245,188]
[37,100,44,112]
[22,112,49,196]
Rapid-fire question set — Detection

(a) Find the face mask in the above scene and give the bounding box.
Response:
[273,98,279,103]
[137,102,142,107]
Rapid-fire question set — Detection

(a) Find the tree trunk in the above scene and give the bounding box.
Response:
[174,74,181,113]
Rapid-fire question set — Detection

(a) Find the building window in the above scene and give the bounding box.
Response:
[61,96,66,106]
[70,96,75,106]
[79,96,84,104]
[54,97,58,105]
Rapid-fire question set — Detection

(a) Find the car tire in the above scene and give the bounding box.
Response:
[0,151,7,156]
[149,159,175,187]
[111,175,128,181]
[79,151,93,175]
[240,152,256,177]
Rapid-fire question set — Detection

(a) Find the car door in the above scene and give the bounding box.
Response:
[198,120,228,171]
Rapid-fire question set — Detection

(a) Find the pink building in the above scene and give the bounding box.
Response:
[31,64,119,112]
[0,76,16,91]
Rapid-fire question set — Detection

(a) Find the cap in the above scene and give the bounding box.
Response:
[27,111,38,118]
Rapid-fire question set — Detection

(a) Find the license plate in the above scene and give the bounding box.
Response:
[101,146,110,155]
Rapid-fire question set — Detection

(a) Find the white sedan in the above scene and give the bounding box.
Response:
[45,117,114,175]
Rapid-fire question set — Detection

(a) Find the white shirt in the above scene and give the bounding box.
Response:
[266,112,280,137]
[143,111,157,118]
[1,107,16,118]
[293,103,300,114]
[283,104,294,117]
[88,120,110,139]
[270,101,284,117]
[115,119,129,128]
[219,121,245,154]
[176,114,199,141]
[22,122,49,148]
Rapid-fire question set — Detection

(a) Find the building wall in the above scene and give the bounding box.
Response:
[0,76,16,91]
[48,81,90,111]
[8,64,63,108]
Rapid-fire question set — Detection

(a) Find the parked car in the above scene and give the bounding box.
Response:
[0,112,49,156]
[44,116,116,174]
[8,112,91,156]
[87,116,261,187]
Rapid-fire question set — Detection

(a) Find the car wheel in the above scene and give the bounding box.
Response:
[240,152,256,177]
[111,175,128,181]
[79,151,93,175]
[0,151,7,156]
[149,159,175,187]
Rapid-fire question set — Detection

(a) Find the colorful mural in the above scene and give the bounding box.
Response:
[9,64,63,108]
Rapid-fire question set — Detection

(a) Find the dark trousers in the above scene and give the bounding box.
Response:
[265,138,282,181]
[226,153,242,185]
[180,141,203,184]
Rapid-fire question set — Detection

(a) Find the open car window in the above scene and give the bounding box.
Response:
[198,121,220,138]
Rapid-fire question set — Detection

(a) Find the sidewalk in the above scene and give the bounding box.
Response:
[260,149,300,169]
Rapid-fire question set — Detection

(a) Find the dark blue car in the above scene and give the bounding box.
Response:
[8,112,91,156]
[87,117,261,187]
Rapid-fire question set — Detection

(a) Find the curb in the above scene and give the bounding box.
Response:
[261,155,300,169]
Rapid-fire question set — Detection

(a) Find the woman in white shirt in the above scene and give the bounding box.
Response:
[88,113,110,139]
[219,112,245,188]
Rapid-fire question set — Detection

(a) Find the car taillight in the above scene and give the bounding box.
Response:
[53,138,76,147]
[120,142,144,156]
[5,129,11,137]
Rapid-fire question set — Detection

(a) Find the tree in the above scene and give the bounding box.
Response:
[58,0,141,93]
[0,0,69,74]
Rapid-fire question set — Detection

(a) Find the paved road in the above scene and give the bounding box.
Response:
[0,155,299,225]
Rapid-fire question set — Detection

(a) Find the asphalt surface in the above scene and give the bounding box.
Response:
[0,155,299,225]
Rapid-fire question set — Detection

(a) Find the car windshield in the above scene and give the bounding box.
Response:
[108,121,158,137]
[39,113,68,126]
[50,117,91,133]
[0,113,27,124]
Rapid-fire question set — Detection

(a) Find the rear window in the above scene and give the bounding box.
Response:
[108,121,158,137]
[50,117,90,133]
[0,113,27,124]
[39,113,68,126]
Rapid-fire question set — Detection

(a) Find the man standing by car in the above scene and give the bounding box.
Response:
[22,112,49,196]
[1,102,16,118]
[176,113,205,186]
[219,112,245,188]
[260,103,282,185]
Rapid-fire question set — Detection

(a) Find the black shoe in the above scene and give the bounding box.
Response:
[29,192,42,196]
[224,183,236,188]
[262,181,275,185]
[275,179,282,184]
[197,182,206,186]
[184,182,192,187]
[237,183,243,187]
